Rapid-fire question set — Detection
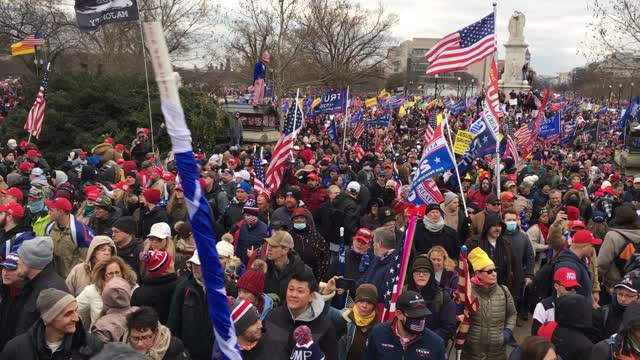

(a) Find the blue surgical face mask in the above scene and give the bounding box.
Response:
[293,223,306,230]
[505,221,518,232]
[28,198,45,213]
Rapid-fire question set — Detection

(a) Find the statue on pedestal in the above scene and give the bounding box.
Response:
[507,11,526,43]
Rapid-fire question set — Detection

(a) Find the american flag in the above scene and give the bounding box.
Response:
[522,87,551,158]
[374,137,383,155]
[505,135,520,168]
[392,164,402,198]
[514,123,532,148]
[252,151,270,196]
[265,100,304,191]
[353,122,366,140]
[453,246,480,350]
[24,69,49,139]
[485,58,501,116]
[22,32,45,46]
[425,13,496,76]
[353,145,365,163]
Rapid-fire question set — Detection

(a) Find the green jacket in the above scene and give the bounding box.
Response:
[32,213,50,237]
[167,273,214,360]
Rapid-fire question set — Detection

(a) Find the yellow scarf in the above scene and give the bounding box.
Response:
[352,306,377,327]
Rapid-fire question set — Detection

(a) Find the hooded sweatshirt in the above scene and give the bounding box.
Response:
[65,236,117,296]
[91,277,138,343]
[590,302,640,360]
[538,294,593,360]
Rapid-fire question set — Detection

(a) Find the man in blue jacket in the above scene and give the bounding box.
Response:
[553,229,601,300]
[364,290,445,359]
[355,226,397,302]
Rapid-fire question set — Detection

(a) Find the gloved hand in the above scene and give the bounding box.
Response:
[503,329,513,345]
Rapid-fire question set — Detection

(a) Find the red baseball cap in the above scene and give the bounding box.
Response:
[0,202,24,220]
[111,181,130,192]
[44,197,72,213]
[500,191,515,201]
[228,158,238,166]
[0,187,23,201]
[104,137,114,144]
[116,158,125,165]
[306,173,320,181]
[353,228,373,243]
[152,166,164,176]
[569,220,586,230]
[18,162,34,172]
[26,149,42,157]
[162,172,176,181]
[553,267,581,288]
[572,229,602,246]
[115,144,125,152]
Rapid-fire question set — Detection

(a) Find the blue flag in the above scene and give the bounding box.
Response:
[597,106,608,114]
[314,89,347,115]
[450,100,467,115]
[326,118,338,141]
[367,113,390,127]
[538,112,562,138]
[411,121,455,185]
[619,96,640,128]
[351,109,363,123]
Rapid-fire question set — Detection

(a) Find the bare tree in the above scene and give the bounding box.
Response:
[300,0,397,87]
[586,0,640,72]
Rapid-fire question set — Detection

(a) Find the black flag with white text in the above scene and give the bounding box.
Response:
[74,0,139,32]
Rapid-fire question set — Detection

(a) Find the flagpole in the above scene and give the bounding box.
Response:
[493,2,501,198]
[136,2,156,153]
[444,119,469,216]
[290,88,300,160]
[342,86,350,152]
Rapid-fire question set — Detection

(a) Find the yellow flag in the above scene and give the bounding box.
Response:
[378,88,390,99]
[311,97,321,109]
[399,105,407,118]
[437,113,443,125]
[11,42,35,56]
[365,97,378,108]
[405,101,415,109]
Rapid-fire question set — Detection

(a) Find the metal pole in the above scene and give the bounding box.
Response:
[136,3,156,153]
[342,86,350,152]
[444,119,468,216]
[493,2,500,197]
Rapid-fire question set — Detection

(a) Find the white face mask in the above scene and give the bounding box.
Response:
[293,223,306,230]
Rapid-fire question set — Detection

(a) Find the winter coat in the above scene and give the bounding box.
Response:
[138,206,170,239]
[502,229,535,300]
[301,186,330,216]
[271,206,316,232]
[90,279,138,343]
[325,249,369,283]
[336,309,376,360]
[364,318,446,360]
[123,324,189,360]
[465,235,515,289]
[264,252,311,301]
[77,284,103,331]
[597,227,640,290]
[65,236,117,296]
[116,238,144,280]
[513,195,532,221]
[219,198,245,232]
[88,207,122,236]
[315,201,341,247]
[526,224,549,271]
[235,220,269,264]
[461,283,517,360]
[0,319,102,360]
[436,270,459,295]
[289,227,330,281]
[12,262,68,338]
[406,273,457,341]
[167,274,214,360]
[413,220,460,260]
[262,294,338,360]
[131,273,178,324]
[355,249,398,303]
[45,215,94,277]
[331,194,361,245]
[554,248,593,299]
[470,209,500,237]
[590,299,640,360]
[548,295,594,360]
[591,300,626,343]
[0,223,35,260]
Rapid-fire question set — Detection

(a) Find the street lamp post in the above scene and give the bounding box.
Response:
[471,79,475,97]
[609,85,613,105]
[631,82,635,101]
[434,74,439,97]
[619,84,623,105]
[457,76,461,100]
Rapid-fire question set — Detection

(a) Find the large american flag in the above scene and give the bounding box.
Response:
[353,122,366,140]
[252,151,269,196]
[454,246,480,350]
[24,69,49,139]
[265,101,304,191]
[22,32,45,46]
[514,123,532,148]
[425,13,496,76]
[505,134,520,167]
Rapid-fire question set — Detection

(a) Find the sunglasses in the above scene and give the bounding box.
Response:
[490,202,501,206]
[479,268,498,275]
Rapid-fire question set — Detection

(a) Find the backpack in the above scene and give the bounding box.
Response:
[532,252,578,304]
[611,230,640,274]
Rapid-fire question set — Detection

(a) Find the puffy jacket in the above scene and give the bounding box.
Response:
[364,318,446,360]
[167,274,214,360]
[331,194,360,244]
[461,283,517,360]
[598,228,640,290]
[554,248,593,299]
[65,236,117,296]
[11,262,68,339]
[547,294,594,360]
[289,227,330,281]
[413,220,460,259]
[406,273,457,341]
[130,273,178,324]
[90,278,138,343]
[264,252,311,301]
[262,294,338,360]
[0,319,102,360]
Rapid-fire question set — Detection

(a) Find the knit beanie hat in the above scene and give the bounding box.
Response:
[18,236,53,270]
[231,299,260,335]
[468,247,494,271]
[443,192,458,206]
[142,188,161,205]
[566,206,580,221]
[355,284,377,304]
[112,216,136,235]
[236,269,265,297]
[292,325,325,360]
[37,288,75,325]
[216,241,235,258]
[243,198,260,216]
[141,250,171,276]
[411,255,434,274]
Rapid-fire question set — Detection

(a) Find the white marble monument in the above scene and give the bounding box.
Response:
[499,11,531,93]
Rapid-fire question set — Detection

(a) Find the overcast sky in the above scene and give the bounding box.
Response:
[383,0,593,76]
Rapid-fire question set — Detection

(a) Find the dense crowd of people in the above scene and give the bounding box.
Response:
[0,88,638,360]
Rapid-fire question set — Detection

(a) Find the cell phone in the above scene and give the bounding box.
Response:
[335,278,355,289]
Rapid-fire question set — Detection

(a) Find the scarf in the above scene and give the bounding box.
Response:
[124,323,171,360]
[471,275,490,286]
[424,216,445,232]
[538,222,550,244]
[442,205,459,230]
[352,306,377,327]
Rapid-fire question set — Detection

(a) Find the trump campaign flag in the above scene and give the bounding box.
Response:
[538,111,562,138]
[410,120,455,190]
[313,89,347,115]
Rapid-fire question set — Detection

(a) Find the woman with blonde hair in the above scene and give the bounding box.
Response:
[112,181,138,216]
[76,256,138,330]
[142,222,176,261]
[427,245,459,296]
[166,186,187,227]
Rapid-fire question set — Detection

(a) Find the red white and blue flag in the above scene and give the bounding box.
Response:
[266,101,304,191]
[485,58,502,117]
[24,69,49,139]
[252,151,269,196]
[425,13,496,76]
[22,32,45,46]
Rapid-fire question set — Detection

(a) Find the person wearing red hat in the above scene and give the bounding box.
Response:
[553,229,602,302]
[44,197,95,277]
[0,187,23,205]
[131,250,177,325]
[138,188,169,239]
[236,260,273,320]
[324,227,372,293]
[0,202,35,260]
[130,129,151,166]
[111,181,137,216]
[531,267,580,335]
[25,149,50,173]
[289,171,329,217]
[288,207,329,281]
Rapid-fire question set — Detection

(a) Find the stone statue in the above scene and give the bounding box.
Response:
[508,11,526,43]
